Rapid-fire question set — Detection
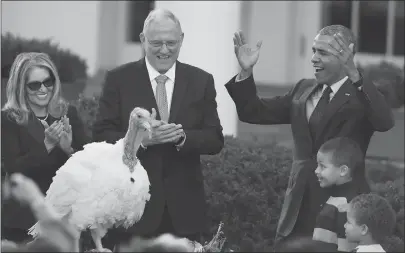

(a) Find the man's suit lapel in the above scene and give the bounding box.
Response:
[298,82,319,147]
[169,61,188,123]
[132,59,161,119]
[314,79,354,140]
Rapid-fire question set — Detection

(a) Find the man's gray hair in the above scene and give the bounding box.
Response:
[142,9,182,34]
[318,25,357,55]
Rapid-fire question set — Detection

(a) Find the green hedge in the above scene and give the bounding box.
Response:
[1,33,88,103]
[75,96,404,252]
[1,32,87,83]
[358,61,404,109]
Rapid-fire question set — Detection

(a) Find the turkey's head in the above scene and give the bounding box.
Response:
[123,108,152,175]
[128,107,152,139]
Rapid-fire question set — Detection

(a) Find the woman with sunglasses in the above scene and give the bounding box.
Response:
[1,52,88,244]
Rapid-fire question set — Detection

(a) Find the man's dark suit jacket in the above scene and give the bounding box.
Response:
[225,74,394,238]
[1,106,88,230]
[92,58,224,236]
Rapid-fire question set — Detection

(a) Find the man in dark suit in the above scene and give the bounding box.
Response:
[92,8,224,246]
[225,25,394,246]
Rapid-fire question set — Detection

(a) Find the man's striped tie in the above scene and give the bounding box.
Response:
[155,74,169,122]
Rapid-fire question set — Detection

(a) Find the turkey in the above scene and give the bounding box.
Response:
[28,107,153,252]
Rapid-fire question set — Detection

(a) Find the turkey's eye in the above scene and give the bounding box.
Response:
[130,177,135,183]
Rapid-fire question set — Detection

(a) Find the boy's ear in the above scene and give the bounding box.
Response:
[360,224,369,236]
[339,165,350,177]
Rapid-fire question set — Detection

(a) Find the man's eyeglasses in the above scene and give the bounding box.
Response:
[26,78,55,91]
[145,38,181,48]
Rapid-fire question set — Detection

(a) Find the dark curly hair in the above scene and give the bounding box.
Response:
[349,193,396,242]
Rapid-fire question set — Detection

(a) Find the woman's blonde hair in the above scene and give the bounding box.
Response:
[2,52,67,125]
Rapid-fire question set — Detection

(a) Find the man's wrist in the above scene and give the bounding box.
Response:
[236,68,253,82]
[348,69,361,83]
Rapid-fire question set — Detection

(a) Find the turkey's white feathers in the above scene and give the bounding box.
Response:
[28,138,151,236]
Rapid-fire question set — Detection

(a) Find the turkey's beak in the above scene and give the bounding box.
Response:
[140,120,152,139]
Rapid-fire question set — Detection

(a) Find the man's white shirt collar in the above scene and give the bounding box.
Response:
[145,56,176,82]
[321,76,348,95]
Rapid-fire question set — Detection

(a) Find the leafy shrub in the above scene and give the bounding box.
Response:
[201,136,292,251]
[73,94,100,139]
[359,61,404,109]
[1,32,87,83]
[367,160,404,251]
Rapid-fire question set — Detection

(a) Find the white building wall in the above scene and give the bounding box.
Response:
[1,1,100,76]
[246,1,291,85]
[246,1,322,86]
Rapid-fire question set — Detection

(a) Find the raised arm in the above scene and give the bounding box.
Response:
[330,32,394,132]
[225,74,297,125]
[226,31,293,125]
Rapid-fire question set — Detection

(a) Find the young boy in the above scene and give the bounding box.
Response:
[312,137,370,252]
[345,193,396,252]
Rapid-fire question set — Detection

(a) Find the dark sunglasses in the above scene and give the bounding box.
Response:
[26,78,55,91]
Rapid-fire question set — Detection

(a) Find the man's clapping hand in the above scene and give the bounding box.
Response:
[142,108,185,147]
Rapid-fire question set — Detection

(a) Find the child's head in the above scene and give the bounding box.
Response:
[344,193,396,244]
[315,137,363,188]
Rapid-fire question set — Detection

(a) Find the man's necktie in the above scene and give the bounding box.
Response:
[155,74,169,122]
[308,85,332,139]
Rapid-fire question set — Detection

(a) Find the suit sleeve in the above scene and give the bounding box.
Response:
[92,71,126,143]
[355,74,395,132]
[1,114,68,179]
[225,74,297,125]
[178,74,224,155]
[312,204,339,252]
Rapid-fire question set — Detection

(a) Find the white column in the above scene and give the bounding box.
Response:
[294,1,323,80]
[155,1,241,137]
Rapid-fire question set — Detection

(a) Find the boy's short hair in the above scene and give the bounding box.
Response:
[349,193,396,242]
[318,137,364,174]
